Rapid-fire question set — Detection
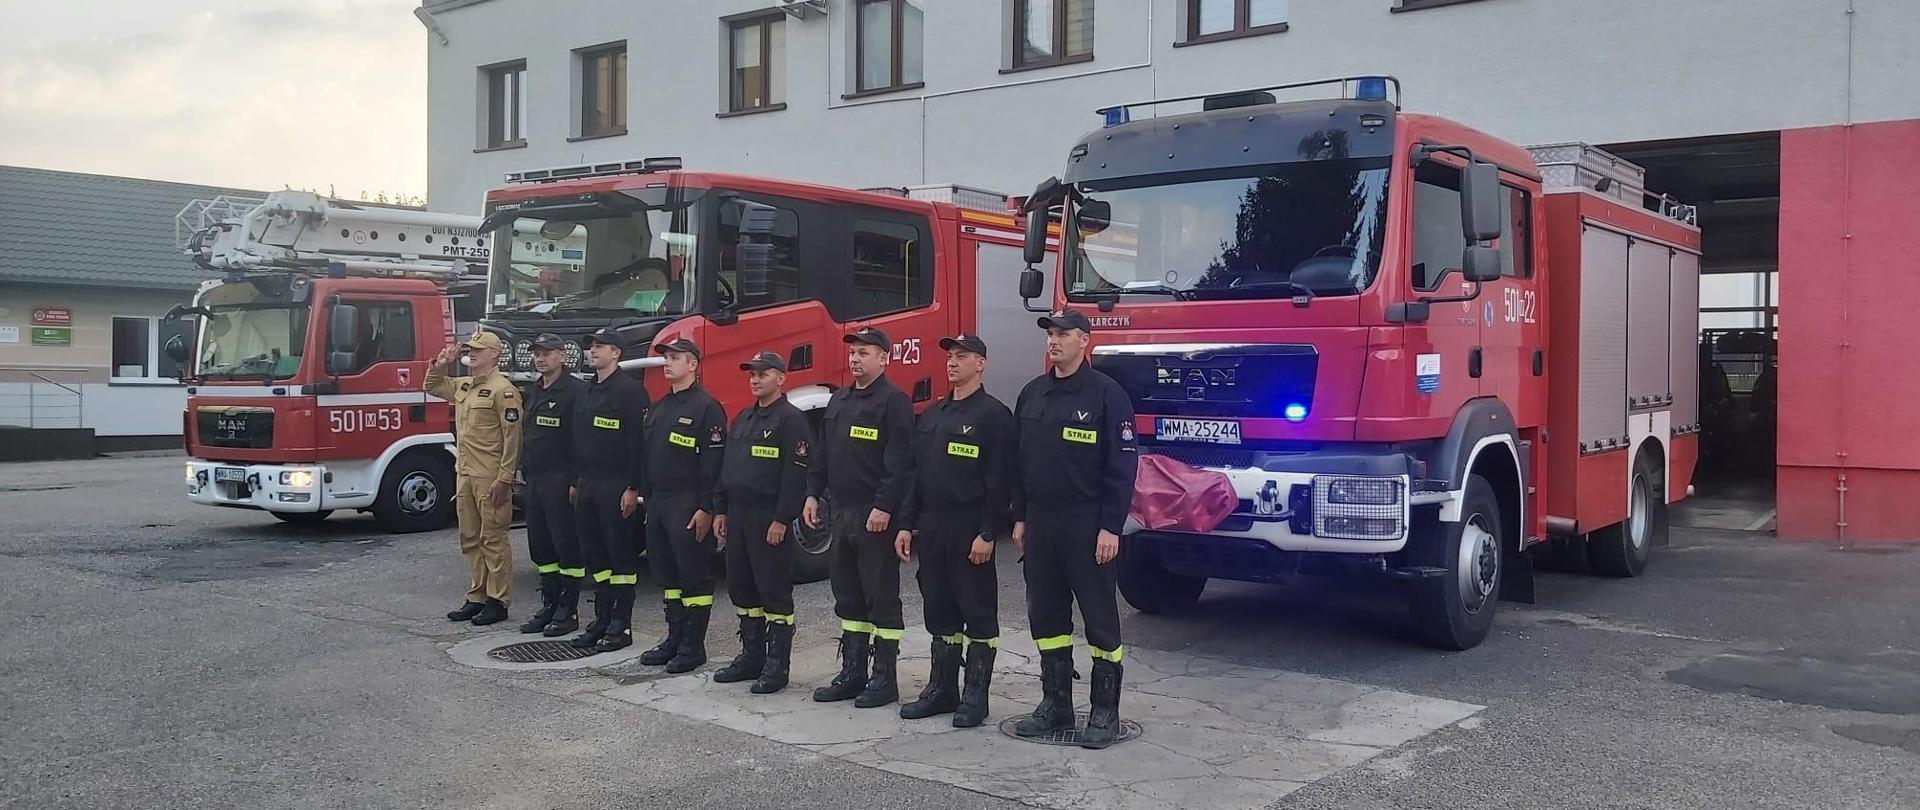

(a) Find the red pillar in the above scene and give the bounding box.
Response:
[1777,119,1920,541]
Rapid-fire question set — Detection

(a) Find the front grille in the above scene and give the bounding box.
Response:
[197,407,273,449]
[1095,345,1317,419]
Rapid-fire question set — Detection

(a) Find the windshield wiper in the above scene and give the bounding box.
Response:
[1184,280,1319,302]
[1070,284,1193,301]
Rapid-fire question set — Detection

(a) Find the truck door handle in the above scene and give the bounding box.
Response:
[1531,348,1544,377]
[788,344,813,371]
[1469,347,1483,379]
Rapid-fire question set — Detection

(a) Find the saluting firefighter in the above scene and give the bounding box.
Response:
[426,330,521,626]
[569,328,651,653]
[637,336,729,673]
[710,350,811,694]
[893,333,1015,727]
[518,333,587,636]
[806,326,915,708]
[1011,309,1139,749]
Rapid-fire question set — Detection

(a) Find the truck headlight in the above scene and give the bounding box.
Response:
[280,470,315,489]
[1312,476,1406,541]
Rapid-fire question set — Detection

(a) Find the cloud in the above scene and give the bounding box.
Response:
[0,0,424,198]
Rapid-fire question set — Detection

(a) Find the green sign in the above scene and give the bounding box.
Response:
[29,327,71,346]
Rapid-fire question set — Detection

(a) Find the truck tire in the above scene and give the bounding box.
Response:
[373,452,455,533]
[271,510,332,525]
[1118,534,1206,614]
[1588,454,1663,577]
[1409,474,1504,650]
[790,494,831,585]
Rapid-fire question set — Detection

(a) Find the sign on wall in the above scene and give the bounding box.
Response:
[0,325,18,344]
[31,307,72,327]
[30,327,72,346]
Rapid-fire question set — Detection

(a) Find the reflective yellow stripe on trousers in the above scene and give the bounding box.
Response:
[1033,635,1073,651]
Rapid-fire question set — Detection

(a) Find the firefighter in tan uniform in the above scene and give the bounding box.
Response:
[426,330,523,626]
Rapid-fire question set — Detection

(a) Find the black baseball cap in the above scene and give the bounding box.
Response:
[654,336,702,359]
[939,333,988,355]
[843,326,890,350]
[529,333,566,351]
[740,350,787,372]
[583,328,627,351]
[1037,309,1094,333]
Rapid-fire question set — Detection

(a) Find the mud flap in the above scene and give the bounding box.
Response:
[1499,541,1536,604]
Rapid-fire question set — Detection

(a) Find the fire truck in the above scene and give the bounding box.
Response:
[1013,76,1701,649]
[475,161,1049,579]
[174,191,488,531]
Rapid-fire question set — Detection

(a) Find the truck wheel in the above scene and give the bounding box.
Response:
[1588,454,1663,577]
[1118,534,1206,614]
[1409,474,1503,650]
[373,452,455,533]
[790,494,831,585]
[272,510,333,525]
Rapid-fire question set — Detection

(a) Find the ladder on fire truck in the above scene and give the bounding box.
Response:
[179,191,488,282]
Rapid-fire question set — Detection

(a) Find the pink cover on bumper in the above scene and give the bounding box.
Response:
[1129,453,1238,533]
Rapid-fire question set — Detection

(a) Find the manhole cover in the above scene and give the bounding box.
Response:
[997,713,1143,747]
[487,640,598,664]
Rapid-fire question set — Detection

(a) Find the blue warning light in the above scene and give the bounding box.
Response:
[1354,77,1389,102]
[1284,403,1309,422]
[1102,107,1130,128]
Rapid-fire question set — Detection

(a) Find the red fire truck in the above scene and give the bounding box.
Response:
[475,162,1048,579]
[176,191,488,531]
[1013,76,1701,649]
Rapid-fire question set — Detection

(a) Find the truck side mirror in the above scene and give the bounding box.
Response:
[1460,161,1503,242]
[326,303,359,375]
[164,334,188,365]
[1463,244,1501,283]
[1019,267,1045,301]
[734,200,778,303]
[1022,208,1049,266]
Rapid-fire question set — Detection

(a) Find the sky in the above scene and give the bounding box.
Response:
[0,0,425,199]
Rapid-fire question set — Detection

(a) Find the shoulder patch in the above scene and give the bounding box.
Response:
[504,408,520,423]
[477,388,492,398]
[501,387,517,399]
[1120,421,1135,442]
[795,440,809,460]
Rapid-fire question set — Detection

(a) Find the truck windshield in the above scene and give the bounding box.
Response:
[195,281,308,380]
[486,187,706,318]
[1067,157,1391,300]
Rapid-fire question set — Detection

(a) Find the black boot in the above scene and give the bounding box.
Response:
[812,632,871,702]
[446,601,485,622]
[952,641,997,728]
[855,637,900,709]
[595,586,635,653]
[665,604,711,673]
[518,574,560,634]
[470,598,508,626]
[752,621,794,694]
[712,615,767,684]
[639,602,684,666]
[542,578,580,637]
[899,637,961,719]
[1012,648,1076,737]
[1079,659,1124,749]
[569,585,612,649]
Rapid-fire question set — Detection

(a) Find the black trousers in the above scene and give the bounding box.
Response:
[830,505,904,635]
[524,473,582,578]
[646,491,714,606]
[915,505,999,641]
[1023,506,1121,656]
[724,503,795,621]
[574,478,640,586]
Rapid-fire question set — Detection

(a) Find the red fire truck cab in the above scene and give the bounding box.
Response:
[1015,76,1701,649]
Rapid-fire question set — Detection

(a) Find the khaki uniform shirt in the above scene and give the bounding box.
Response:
[426,364,522,484]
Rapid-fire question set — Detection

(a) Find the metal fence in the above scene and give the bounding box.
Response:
[0,372,85,428]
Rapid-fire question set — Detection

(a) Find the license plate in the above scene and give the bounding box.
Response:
[1156,418,1241,445]
[214,467,246,483]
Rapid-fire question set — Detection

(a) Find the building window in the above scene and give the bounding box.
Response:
[576,43,627,139]
[112,317,151,379]
[482,61,526,149]
[849,217,932,318]
[335,301,416,375]
[1013,0,1094,71]
[854,0,923,96]
[727,15,786,113]
[1392,0,1488,11]
[1182,0,1287,45]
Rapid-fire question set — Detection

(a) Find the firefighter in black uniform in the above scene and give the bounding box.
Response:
[894,333,1014,727]
[637,336,729,673]
[518,333,587,636]
[1011,309,1138,749]
[711,350,811,694]
[806,326,915,708]
[569,328,651,654]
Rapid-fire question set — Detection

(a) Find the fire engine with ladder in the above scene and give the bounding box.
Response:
[174,191,488,531]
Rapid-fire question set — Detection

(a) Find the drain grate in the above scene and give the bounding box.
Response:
[487,639,598,664]
[997,713,1143,747]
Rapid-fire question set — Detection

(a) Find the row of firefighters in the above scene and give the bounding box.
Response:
[426,307,1139,749]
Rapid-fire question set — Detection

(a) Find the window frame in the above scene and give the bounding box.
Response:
[845,212,935,320]
[709,191,813,313]
[850,0,924,98]
[724,13,786,115]
[1008,0,1094,73]
[328,299,417,377]
[1409,161,1532,291]
[109,315,191,385]
[1392,0,1489,12]
[1178,0,1288,47]
[573,42,628,141]
[480,60,527,151]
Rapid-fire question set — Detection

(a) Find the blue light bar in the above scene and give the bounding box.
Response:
[1102,107,1130,128]
[1284,403,1309,422]
[1353,77,1389,102]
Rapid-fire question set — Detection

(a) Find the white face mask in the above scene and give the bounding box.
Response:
[459,355,474,367]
